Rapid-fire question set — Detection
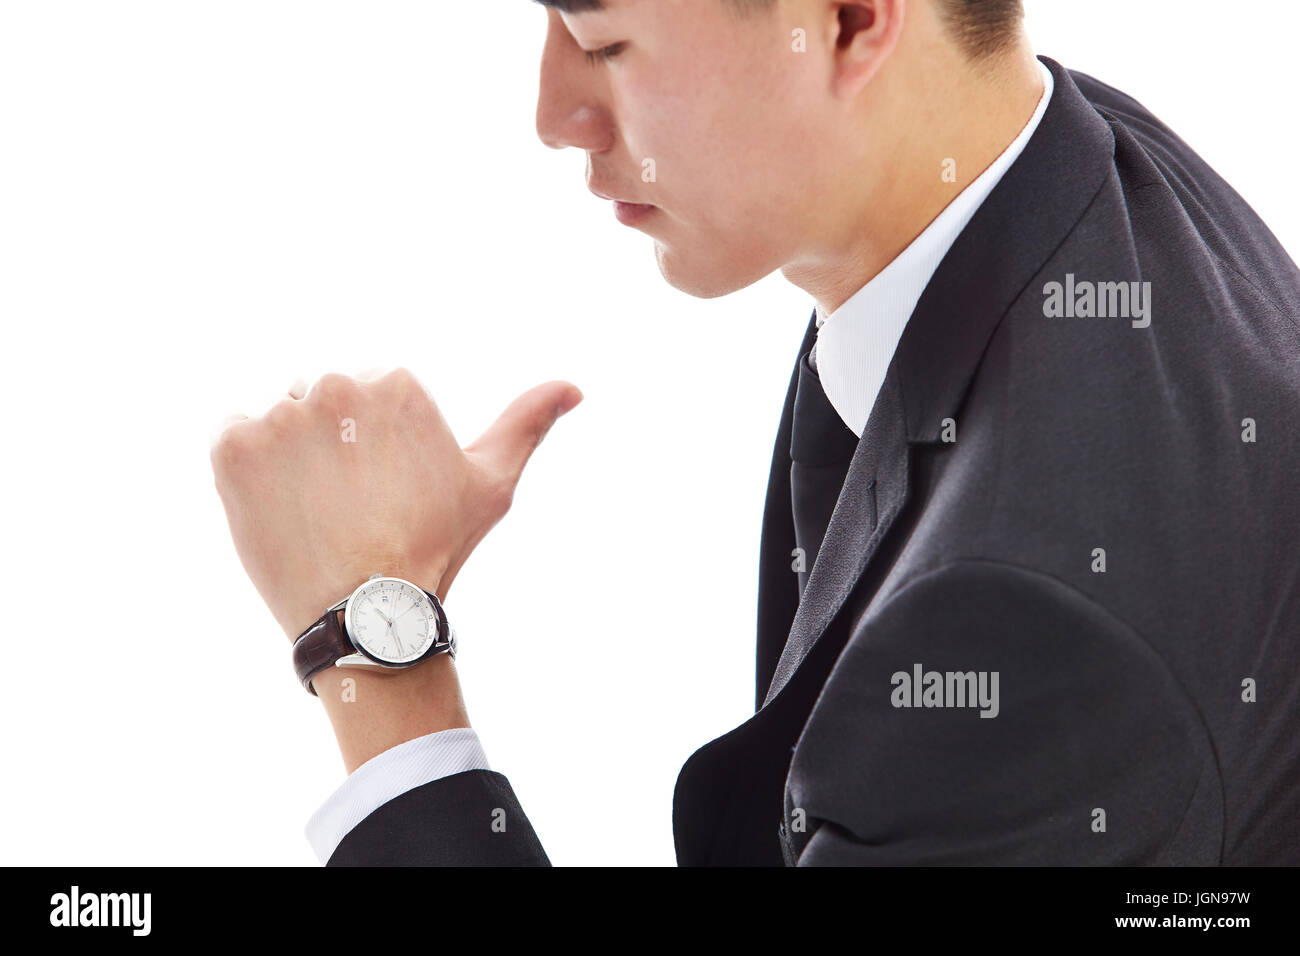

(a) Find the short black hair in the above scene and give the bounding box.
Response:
[534,0,604,11]
[936,0,1025,60]
[532,0,766,12]
[533,0,1026,61]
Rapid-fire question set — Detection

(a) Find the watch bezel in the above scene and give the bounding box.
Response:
[342,575,444,668]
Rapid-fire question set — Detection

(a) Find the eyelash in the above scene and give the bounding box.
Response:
[584,42,627,65]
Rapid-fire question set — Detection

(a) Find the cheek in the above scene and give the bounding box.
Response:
[617,39,823,248]
[614,74,714,179]
[620,91,773,223]
[616,41,765,187]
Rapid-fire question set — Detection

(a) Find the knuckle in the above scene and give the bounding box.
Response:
[381,366,421,399]
[310,372,358,404]
[262,398,300,431]
[383,367,432,414]
[210,420,258,474]
[388,366,418,388]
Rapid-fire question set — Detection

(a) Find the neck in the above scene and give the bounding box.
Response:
[782,38,1045,315]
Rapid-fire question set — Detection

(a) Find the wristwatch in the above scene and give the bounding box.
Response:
[291,574,457,696]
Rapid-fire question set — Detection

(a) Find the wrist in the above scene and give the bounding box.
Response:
[314,653,469,774]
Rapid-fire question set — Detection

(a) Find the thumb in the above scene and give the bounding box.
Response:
[464,380,583,485]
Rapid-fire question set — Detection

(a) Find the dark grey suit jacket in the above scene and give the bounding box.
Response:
[329,56,1300,866]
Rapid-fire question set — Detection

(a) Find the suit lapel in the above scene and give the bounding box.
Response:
[762,370,909,705]
[753,311,820,709]
[757,55,1118,708]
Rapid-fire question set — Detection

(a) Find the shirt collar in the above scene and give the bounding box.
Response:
[813,58,1055,438]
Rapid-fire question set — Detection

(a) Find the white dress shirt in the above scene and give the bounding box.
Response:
[305,727,489,863]
[304,59,1056,865]
[814,59,1054,437]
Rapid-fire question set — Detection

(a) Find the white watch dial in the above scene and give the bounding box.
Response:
[345,577,439,665]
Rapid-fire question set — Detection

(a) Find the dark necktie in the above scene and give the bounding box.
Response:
[789,345,861,597]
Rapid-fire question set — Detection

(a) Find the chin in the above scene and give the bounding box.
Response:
[654,240,771,300]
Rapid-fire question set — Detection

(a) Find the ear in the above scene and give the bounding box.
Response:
[828,0,906,98]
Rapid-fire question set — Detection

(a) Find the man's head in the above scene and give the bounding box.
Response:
[534,0,1033,302]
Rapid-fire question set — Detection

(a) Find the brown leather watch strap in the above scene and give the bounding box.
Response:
[291,608,351,697]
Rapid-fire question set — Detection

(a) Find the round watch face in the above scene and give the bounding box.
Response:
[344,577,440,665]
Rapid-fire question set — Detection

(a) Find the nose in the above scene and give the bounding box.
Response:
[535,16,615,153]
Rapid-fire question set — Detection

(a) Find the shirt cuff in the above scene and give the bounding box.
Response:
[305,727,490,864]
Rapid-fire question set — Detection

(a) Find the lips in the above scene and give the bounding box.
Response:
[590,185,657,226]
[590,184,639,203]
[615,201,656,226]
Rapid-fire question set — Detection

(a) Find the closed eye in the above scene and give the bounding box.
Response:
[584,42,627,64]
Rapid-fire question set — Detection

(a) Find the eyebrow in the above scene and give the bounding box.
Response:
[533,0,606,12]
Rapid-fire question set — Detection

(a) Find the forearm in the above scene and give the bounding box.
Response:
[312,654,470,774]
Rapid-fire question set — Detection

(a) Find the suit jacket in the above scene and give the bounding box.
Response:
[329,57,1300,866]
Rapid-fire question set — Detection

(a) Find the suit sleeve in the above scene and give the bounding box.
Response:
[328,769,550,866]
[782,560,1224,865]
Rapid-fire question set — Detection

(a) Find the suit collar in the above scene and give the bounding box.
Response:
[760,56,1118,706]
[813,59,1056,440]
[895,56,1116,441]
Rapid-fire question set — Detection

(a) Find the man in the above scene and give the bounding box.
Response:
[211,0,1300,865]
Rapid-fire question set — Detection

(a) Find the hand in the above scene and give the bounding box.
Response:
[210,367,583,641]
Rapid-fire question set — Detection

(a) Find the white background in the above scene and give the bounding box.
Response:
[0,1,1296,866]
